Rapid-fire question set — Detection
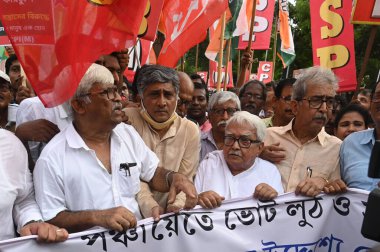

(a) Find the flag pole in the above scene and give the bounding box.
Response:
[223,38,232,90]
[355,26,377,95]
[236,0,257,88]
[272,16,279,80]
[195,44,199,72]
[216,11,227,92]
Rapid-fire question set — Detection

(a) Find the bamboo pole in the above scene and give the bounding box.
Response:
[236,0,257,88]
[223,38,232,90]
[195,44,199,72]
[272,16,279,80]
[355,26,378,94]
[216,11,227,91]
[237,50,241,79]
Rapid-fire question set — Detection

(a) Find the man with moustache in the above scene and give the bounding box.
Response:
[239,80,266,116]
[264,66,346,196]
[187,81,210,132]
[124,65,200,219]
[33,64,198,233]
[263,78,296,127]
[200,91,240,161]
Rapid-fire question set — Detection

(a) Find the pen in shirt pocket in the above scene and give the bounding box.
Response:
[306,166,312,178]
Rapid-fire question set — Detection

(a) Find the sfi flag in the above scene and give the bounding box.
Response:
[157,0,228,68]
[0,0,148,107]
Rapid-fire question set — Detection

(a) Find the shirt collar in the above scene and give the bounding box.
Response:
[281,119,327,146]
[359,128,376,145]
[201,130,217,146]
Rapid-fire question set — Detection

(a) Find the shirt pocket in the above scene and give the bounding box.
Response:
[117,164,141,197]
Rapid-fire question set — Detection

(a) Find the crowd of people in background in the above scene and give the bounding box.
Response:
[1,47,380,245]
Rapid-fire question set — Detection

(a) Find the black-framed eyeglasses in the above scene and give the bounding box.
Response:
[80,86,119,100]
[178,98,191,107]
[224,135,261,148]
[279,95,292,103]
[242,93,264,100]
[212,108,239,116]
[298,96,335,109]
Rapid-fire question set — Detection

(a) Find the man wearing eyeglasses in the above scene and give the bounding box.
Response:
[263,78,296,128]
[123,65,200,220]
[33,64,198,233]
[195,111,284,209]
[263,66,346,197]
[176,71,194,118]
[239,80,267,116]
[200,91,241,161]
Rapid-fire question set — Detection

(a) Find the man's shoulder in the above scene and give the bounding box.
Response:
[179,116,199,132]
[344,129,374,143]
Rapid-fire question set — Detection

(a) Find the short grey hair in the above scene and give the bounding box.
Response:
[71,63,114,104]
[226,111,266,142]
[292,66,339,100]
[208,91,241,111]
[135,64,179,96]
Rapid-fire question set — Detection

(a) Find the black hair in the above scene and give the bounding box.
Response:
[5,54,18,75]
[334,103,370,129]
[190,73,206,86]
[238,79,267,101]
[274,78,296,98]
[193,82,209,102]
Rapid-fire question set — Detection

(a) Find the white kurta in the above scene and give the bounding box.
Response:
[33,123,159,221]
[0,129,42,241]
[195,150,284,199]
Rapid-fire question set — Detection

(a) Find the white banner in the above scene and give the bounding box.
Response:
[1,189,379,251]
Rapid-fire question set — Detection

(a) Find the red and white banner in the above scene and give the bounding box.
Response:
[351,0,380,25]
[0,21,10,46]
[208,60,234,89]
[0,0,148,107]
[310,0,357,92]
[238,0,275,50]
[157,0,228,67]
[257,61,273,84]
[0,190,378,251]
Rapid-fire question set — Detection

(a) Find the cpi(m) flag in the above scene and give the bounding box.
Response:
[277,0,295,68]
[310,0,357,92]
[0,0,148,107]
[157,0,228,68]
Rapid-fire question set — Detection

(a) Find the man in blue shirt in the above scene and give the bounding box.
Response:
[340,81,380,191]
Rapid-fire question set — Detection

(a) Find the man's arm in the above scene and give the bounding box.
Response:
[148,167,198,210]
[47,207,137,233]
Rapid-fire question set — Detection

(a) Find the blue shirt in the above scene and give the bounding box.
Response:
[340,129,380,191]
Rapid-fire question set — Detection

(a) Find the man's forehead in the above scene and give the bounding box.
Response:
[304,83,335,96]
[225,123,256,134]
[214,100,237,108]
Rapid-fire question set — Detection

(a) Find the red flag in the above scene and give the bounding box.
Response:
[310,0,357,92]
[157,0,228,67]
[0,0,147,107]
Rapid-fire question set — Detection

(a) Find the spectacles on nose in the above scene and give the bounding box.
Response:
[178,98,191,107]
[224,135,261,148]
[299,96,335,109]
[80,86,119,100]
[279,95,292,104]
[212,108,239,116]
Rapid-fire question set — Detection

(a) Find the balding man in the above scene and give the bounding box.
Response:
[176,71,194,117]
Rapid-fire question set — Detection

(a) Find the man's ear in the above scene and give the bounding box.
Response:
[71,99,86,115]
[290,100,299,116]
[257,142,264,155]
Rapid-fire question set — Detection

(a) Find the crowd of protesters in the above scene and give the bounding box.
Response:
[1,48,379,244]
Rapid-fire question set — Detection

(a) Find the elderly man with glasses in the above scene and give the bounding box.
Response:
[195,111,284,209]
[263,66,346,197]
[200,91,241,161]
[33,64,198,233]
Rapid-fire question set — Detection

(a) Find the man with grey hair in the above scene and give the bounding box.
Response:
[33,64,198,233]
[195,111,284,209]
[123,64,200,220]
[263,66,346,197]
[200,91,240,161]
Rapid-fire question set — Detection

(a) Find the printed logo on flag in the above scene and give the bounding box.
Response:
[88,0,115,5]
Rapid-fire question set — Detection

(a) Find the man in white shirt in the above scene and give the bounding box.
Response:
[195,111,284,209]
[0,129,68,242]
[33,64,197,233]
